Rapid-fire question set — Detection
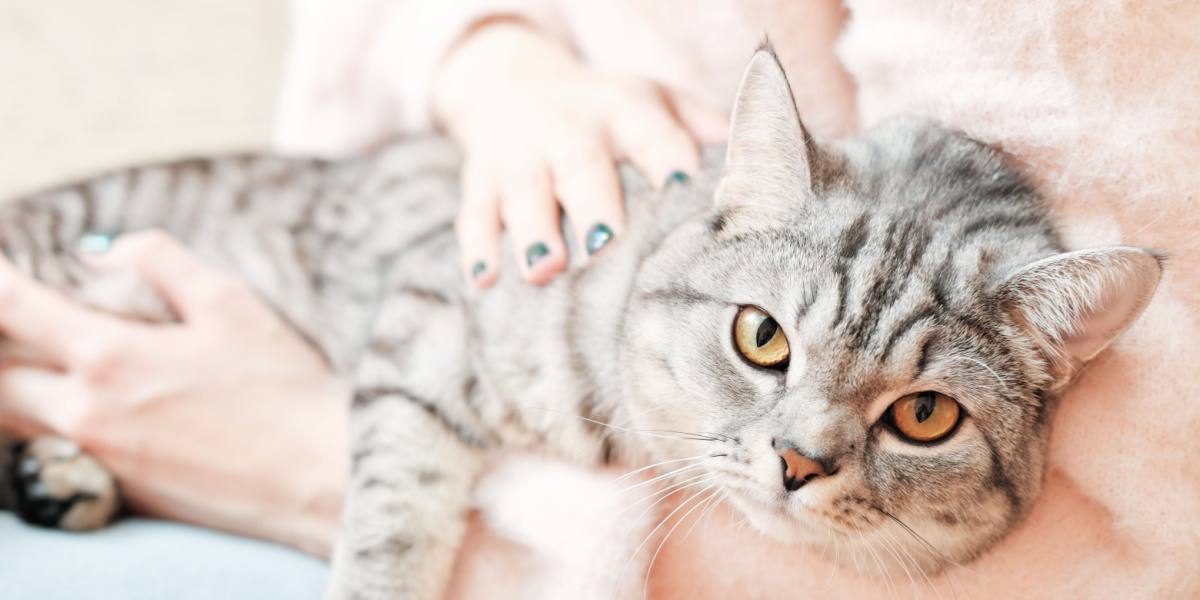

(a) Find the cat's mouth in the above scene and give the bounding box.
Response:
[718,480,853,543]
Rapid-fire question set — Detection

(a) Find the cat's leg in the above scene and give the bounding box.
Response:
[4,435,119,530]
[324,390,483,600]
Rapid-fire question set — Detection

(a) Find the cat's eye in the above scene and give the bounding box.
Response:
[888,391,961,443]
[733,306,790,368]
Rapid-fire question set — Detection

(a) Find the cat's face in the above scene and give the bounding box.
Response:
[619,47,1162,574]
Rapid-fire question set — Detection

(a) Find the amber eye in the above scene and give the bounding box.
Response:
[733,306,790,368]
[888,391,961,443]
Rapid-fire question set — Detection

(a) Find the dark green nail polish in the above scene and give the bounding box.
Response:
[525,242,550,267]
[665,171,690,187]
[77,232,115,254]
[471,260,487,279]
[585,223,614,255]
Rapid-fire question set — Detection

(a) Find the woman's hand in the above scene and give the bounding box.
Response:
[0,231,348,556]
[432,21,727,286]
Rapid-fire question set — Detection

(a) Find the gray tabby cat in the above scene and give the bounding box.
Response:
[0,46,1162,598]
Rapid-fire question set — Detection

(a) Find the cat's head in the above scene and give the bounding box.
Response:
[620,45,1163,573]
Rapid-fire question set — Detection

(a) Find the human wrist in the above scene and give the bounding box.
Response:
[272,377,351,557]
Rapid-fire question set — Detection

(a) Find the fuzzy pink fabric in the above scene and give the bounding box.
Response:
[277,1,1199,597]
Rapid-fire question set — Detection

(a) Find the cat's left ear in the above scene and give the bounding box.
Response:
[996,246,1164,390]
[715,43,816,213]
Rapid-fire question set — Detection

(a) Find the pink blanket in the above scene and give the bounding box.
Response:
[278,1,1200,596]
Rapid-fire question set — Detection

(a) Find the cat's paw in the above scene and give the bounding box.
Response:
[9,436,120,531]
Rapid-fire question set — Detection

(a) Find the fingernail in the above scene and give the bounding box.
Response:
[665,171,690,187]
[585,223,614,256]
[471,260,488,280]
[525,242,550,267]
[77,232,115,254]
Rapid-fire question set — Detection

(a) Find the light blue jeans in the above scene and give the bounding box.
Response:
[0,514,328,599]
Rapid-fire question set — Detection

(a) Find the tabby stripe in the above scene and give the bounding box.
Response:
[959,211,1049,241]
[394,285,451,305]
[878,306,937,364]
[832,213,870,330]
[638,286,723,307]
[914,335,935,378]
[353,386,487,449]
[979,430,1021,515]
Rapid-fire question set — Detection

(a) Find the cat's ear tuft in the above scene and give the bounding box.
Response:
[715,43,815,214]
[997,246,1163,389]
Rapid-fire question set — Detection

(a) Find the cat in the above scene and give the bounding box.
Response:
[0,45,1162,598]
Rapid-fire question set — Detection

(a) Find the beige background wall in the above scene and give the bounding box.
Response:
[0,1,289,198]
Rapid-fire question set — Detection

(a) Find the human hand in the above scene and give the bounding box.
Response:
[432,21,727,286]
[0,231,349,556]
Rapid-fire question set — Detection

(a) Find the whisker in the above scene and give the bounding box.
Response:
[624,473,716,522]
[527,406,723,442]
[619,462,708,495]
[878,509,969,600]
[947,355,1009,394]
[678,489,724,544]
[615,454,709,484]
[825,526,841,586]
[622,483,717,590]
[875,526,918,598]
[880,524,939,599]
[642,486,721,600]
[856,528,897,599]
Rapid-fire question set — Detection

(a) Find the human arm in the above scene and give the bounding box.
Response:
[0,232,348,556]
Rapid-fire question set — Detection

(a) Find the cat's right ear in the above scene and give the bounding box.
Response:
[715,42,816,214]
[996,246,1164,391]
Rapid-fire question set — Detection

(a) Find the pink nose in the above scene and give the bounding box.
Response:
[777,448,826,492]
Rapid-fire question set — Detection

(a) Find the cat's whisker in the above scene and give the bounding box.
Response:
[614,454,710,484]
[622,482,717,590]
[824,525,841,586]
[946,355,1009,394]
[883,523,940,600]
[641,485,721,600]
[875,526,919,599]
[618,462,709,495]
[856,528,897,599]
[623,472,716,522]
[879,509,970,600]
[532,407,726,443]
[848,534,865,580]
[678,489,724,544]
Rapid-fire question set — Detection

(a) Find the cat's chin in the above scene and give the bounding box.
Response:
[725,491,830,546]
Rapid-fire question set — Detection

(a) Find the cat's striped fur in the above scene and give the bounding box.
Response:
[0,48,1161,599]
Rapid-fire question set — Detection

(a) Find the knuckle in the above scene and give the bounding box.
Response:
[556,142,609,172]
[72,341,127,387]
[198,278,254,311]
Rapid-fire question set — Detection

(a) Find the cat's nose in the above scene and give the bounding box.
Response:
[777,447,826,492]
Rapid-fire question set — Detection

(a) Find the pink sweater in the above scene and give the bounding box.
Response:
[277,2,1200,598]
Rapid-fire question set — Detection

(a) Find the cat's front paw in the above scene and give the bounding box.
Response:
[10,436,120,531]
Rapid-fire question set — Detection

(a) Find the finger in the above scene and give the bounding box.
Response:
[667,89,730,144]
[0,258,128,365]
[0,363,89,436]
[608,94,700,190]
[455,163,503,288]
[498,165,567,285]
[549,141,625,259]
[81,229,261,323]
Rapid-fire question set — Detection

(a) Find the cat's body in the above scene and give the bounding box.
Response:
[0,48,1162,599]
